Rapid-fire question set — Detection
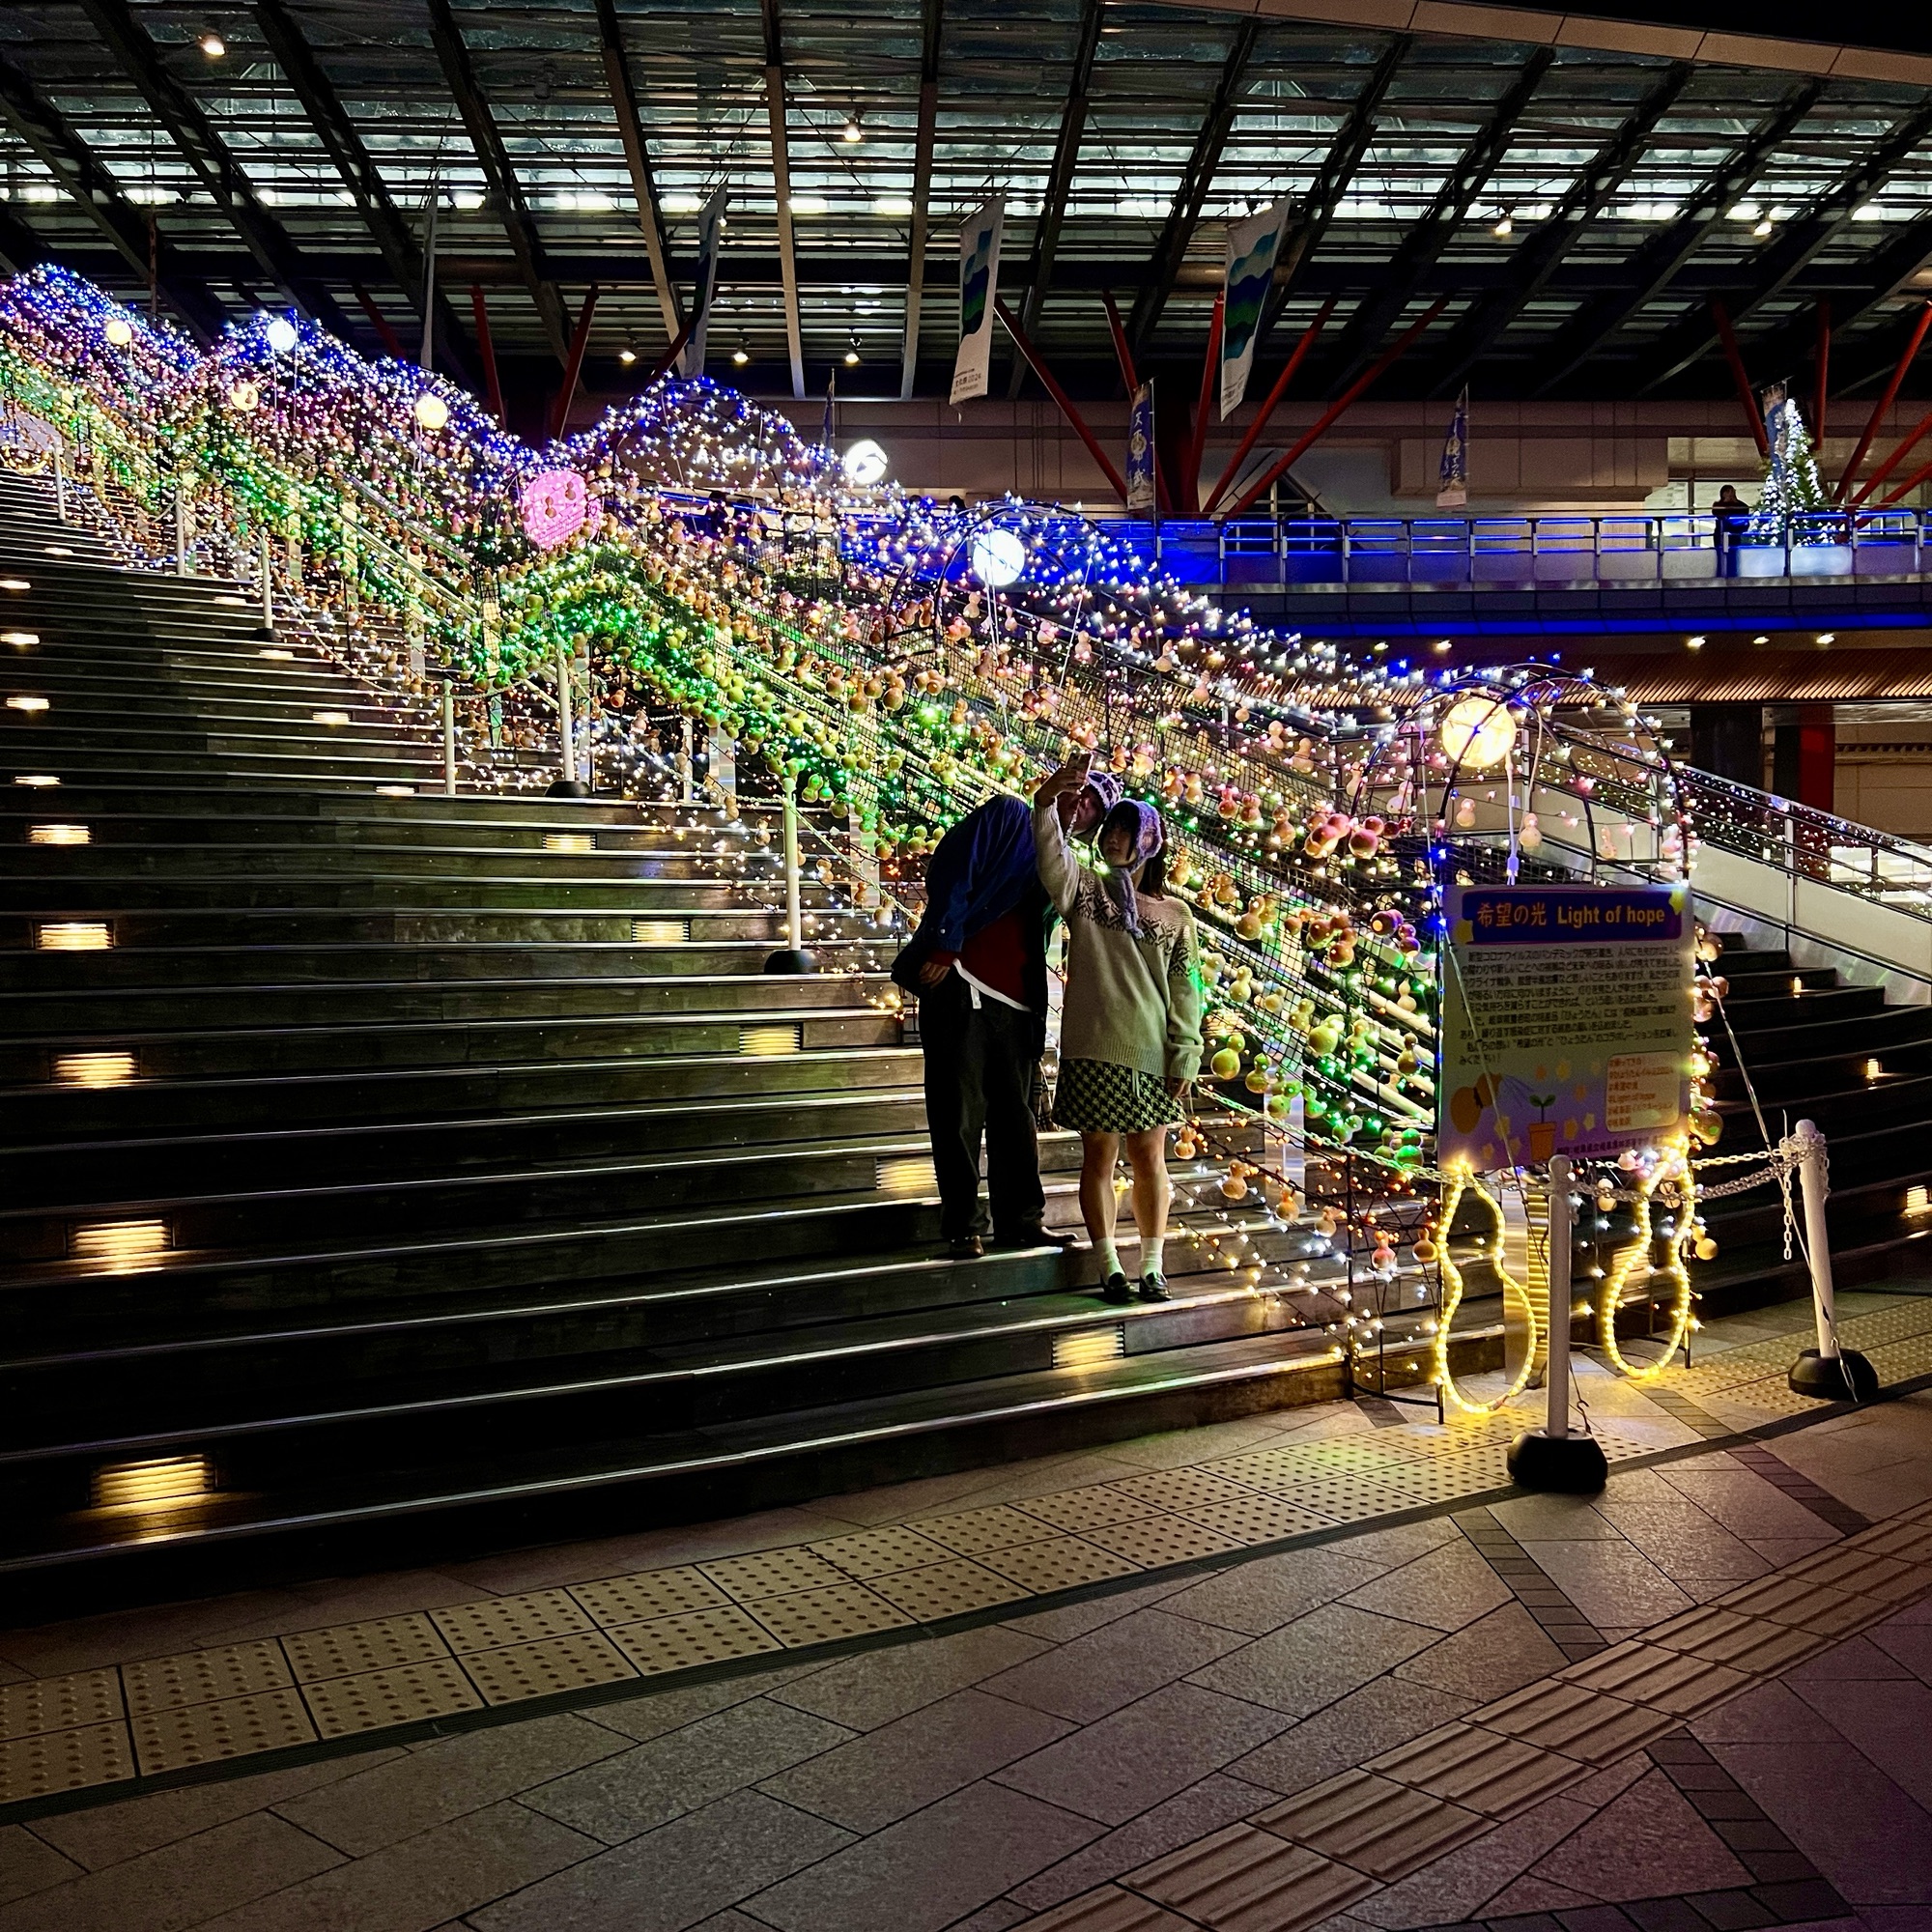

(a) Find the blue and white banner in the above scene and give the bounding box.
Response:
[681,187,726,378]
[1437,386,1469,508]
[1126,380,1157,515]
[950,197,1005,405]
[1221,199,1289,419]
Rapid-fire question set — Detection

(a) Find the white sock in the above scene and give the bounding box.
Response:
[1095,1236,1122,1279]
[1141,1236,1165,1279]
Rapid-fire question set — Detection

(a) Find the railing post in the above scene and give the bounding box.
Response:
[1507,1153,1607,1491]
[554,647,576,788]
[763,770,816,974]
[175,482,190,576]
[441,679,457,797]
[677,715,694,803]
[52,443,66,523]
[1787,1121,1877,1399]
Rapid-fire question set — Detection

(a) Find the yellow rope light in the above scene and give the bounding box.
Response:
[1433,1163,1539,1413]
[1596,1135,1694,1378]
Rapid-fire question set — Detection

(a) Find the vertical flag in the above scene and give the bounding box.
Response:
[681,187,727,377]
[1220,198,1290,419]
[1126,381,1157,515]
[1436,387,1469,507]
[950,198,1005,405]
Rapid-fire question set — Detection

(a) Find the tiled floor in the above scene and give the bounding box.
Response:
[2,1294,1932,1930]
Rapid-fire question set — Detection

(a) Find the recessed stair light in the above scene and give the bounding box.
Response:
[28,823,88,844]
[37,921,110,951]
[52,1049,135,1085]
[14,773,59,786]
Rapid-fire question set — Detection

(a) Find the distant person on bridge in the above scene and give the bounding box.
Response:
[1714,484,1751,572]
[894,767,1120,1261]
[1034,755,1203,1306]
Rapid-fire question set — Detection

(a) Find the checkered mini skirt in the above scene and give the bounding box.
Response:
[1052,1057,1183,1134]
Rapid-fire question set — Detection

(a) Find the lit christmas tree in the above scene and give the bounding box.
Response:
[1747,383,1831,544]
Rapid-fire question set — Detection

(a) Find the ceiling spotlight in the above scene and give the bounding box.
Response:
[842,113,863,144]
[199,29,225,57]
[1432,639,1452,654]
[1685,635,1703,650]
[1753,215,1773,237]
[1491,211,1513,238]
[1753,633,1770,645]
[618,348,637,364]
[731,345,750,366]
[1817,631,1835,644]
[843,345,861,366]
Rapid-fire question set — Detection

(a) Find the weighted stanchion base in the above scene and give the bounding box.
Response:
[1789,1348,1878,1402]
[1507,1430,1608,1493]
[546,780,590,798]
[763,948,817,975]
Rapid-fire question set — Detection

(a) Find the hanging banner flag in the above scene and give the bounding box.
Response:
[1221,198,1290,419]
[681,187,726,378]
[1436,386,1469,507]
[950,198,1005,406]
[1126,380,1157,515]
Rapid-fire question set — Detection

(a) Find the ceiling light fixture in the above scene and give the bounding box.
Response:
[842,113,863,144]
[731,345,750,366]
[844,344,861,366]
[1686,635,1704,650]
[1753,215,1773,237]
[1491,211,1513,238]
[618,348,636,364]
[199,30,225,57]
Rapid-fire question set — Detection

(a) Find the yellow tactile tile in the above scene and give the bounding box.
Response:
[567,1565,732,1626]
[914,1504,1064,1557]
[977,1534,1142,1595]
[1781,1546,1926,1603]
[809,1522,959,1580]
[1555,1641,1747,1718]
[1127,1823,1376,1932]
[1471,1681,1681,1763]
[299,1656,484,1739]
[747,1580,914,1648]
[430,1589,595,1654]
[699,1546,852,1603]
[122,1640,293,1717]
[1013,1485,1161,1535]
[1106,1467,1264,1514]
[1717,1576,1877,1636]
[130,1687,316,1774]
[1252,1769,1490,1880]
[606,1604,784,1677]
[0,1720,134,1804]
[1177,1493,1333,1546]
[1854,1520,1932,1563]
[1077,1515,1244,1569]
[1640,1605,1818,1676]
[1366,1722,1590,1819]
[281,1612,453,1684]
[0,1668,121,1740]
[866,1556,1034,1622]
[456,1631,638,1706]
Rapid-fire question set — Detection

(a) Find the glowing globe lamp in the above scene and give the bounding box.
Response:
[226,379,260,413]
[970,526,1025,588]
[264,315,298,355]
[103,316,134,348]
[1438,694,1516,772]
[840,439,888,487]
[413,392,450,432]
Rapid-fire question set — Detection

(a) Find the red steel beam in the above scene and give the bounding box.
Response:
[1181,287,1225,513]
[1205,297,1336,514]
[548,284,600,441]
[353,284,404,359]
[994,297,1129,503]
[1812,299,1830,457]
[1835,300,1932,503]
[1710,298,1766,459]
[469,284,503,425]
[643,312,697,387]
[1851,398,1932,507]
[1877,443,1932,508]
[1219,298,1448,522]
[1100,289,1172,515]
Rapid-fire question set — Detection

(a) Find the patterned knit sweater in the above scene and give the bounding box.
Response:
[1034,802,1204,1084]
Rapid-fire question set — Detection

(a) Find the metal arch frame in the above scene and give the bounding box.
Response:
[899,0,943,404]
[0,45,226,343]
[761,0,807,401]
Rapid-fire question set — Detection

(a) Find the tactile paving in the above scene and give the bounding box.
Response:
[866,1556,1033,1622]
[1253,1769,1490,1880]
[567,1565,731,1626]
[606,1604,783,1677]
[1077,1514,1244,1568]
[699,1545,852,1603]
[299,1656,483,1738]
[0,1719,134,1803]
[809,1522,958,1580]
[976,1533,1142,1594]
[0,1668,121,1739]
[1177,1493,1333,1546]
[747,1580,914,1647]
[282,1613,452,1683]
[430,1589,595,1654]
[130,1687,316,1773]
[1013,1484,1161,1534]
[1556,1641,1747,1717]
[123,1640,292,1717]
[1716,1576,1875,1635]
[1472,1680,1680,1762]
[1106,1466,1264,1514]
[1366,1722,1589,1819]
[1641,1606,1817,1675]
[1783,1546,1923,1602]
[1265,1477,1432,1522]
[457,1631,638,1706]
[913,1504,1062,1557]
[1127,1823,1376,1930]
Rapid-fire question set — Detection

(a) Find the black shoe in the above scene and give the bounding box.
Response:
[947,1235,984,1261]
[1138,1272,1171,1303]
[995,1225,1079,1251]
[1099,1272,1134,1305]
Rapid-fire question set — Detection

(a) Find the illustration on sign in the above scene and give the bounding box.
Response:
[1439,884,1693,1169]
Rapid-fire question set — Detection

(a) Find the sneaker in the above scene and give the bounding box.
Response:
[947,1235,984,1261]
[1138,1272,1171,1302]
[1099,1272,1134,1305]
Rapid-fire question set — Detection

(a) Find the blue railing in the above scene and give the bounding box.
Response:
[1089,509,1932,590]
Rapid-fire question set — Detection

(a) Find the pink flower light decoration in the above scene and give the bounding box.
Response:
[520,468,601,550]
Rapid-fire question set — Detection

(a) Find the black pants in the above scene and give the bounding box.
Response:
[919,975,1044,1240]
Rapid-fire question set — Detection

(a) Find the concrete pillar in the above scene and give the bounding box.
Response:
[1689,703,1764,788]
[1771,702,1837,811]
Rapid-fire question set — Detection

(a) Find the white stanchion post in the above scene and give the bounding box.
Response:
[440,680,457,798]
[678,716,694,804]
[175,484,189,576]
[258,526,274,633]
[554,649,577,790]
[1508,1152,1606,1492]
[53,445,66,523]
[1788,1119,1877,1400]
[764,771,815,974]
